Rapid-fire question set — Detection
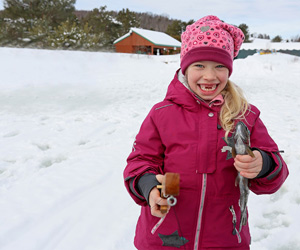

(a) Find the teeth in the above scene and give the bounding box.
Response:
[200,85,217,91]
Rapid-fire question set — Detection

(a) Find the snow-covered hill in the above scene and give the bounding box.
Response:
[0,48,299,250]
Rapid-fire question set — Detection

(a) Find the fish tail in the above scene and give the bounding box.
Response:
[239,211,247,232]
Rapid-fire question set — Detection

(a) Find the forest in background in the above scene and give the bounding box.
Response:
[0,0,299,51]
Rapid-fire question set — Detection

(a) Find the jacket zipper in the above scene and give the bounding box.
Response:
[229,205,242,243]
[194,174,207,250]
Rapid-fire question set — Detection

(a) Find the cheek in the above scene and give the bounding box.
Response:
[186,71,198,84]
[219,72,229,84]
[186,75,198,91]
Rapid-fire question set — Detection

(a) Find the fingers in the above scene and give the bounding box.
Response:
[149,186,169,218]
[234,151,263,179]
[234,158,257,170]
[239,170,259,179]
[234,163,260,178]
[234,154,254,163]
[150,197,170,218]
[156,174,164,184]
[235,162,259,179]
[235,150,261,162]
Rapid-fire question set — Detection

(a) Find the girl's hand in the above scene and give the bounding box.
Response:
[149,174,169,218]
[234,150,263,179]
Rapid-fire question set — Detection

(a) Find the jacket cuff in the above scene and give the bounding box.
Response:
[128,177,145,200]
[253,148,275,178]
[137,173,160,205]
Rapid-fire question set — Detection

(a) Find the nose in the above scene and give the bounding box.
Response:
[203,68,216,81]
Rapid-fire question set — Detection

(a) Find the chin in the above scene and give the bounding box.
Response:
[197,93,217,101]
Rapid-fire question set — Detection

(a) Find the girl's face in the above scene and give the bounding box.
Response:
[186,61,229,101]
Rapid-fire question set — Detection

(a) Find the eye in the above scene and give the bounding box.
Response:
[216,64,226,68]
[194,64,204,68]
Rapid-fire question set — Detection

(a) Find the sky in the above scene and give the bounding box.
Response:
[0,0,300,40]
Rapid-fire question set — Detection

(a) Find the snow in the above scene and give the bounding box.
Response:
[241,38,300,50]
[0,47,299,250]
[113,28,181,47]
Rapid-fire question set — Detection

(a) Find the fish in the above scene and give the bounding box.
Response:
[231,121,255,232]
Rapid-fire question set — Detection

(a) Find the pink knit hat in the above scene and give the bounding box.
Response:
[180,15,245,76]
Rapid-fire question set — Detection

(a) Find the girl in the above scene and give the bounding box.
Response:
[123,15,288,250]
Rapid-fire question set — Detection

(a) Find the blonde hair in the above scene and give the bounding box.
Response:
[220,80,249,140]
[183,69,249,140]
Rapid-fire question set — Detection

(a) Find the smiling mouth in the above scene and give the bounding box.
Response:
[199,84,218,92]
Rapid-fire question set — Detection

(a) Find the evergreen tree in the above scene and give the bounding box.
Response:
[81,6,122,48]
[47,19,99,50]
[3,0,76,27]
[238,23,250,43]
[116,8,140,35]
[182,20,195,31]
[1,0,76,47]
[271,35,283,42]
[258,33,270,39]
[83,6,111,34]
[166,20,183,41]
[24,19,53,47]
[166,19,194,41]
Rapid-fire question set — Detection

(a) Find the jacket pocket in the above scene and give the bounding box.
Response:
[151,214,168,235]
[164,143,198,174]
[200,196,250,248]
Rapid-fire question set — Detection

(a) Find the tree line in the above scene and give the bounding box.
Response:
[0,0,298,51]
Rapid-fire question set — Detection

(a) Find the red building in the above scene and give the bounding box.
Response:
[113,28,181,55]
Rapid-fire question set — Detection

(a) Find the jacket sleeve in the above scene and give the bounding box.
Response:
[248,113,289,195]
[123,107,165,206]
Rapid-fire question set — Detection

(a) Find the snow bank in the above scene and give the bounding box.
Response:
[0,47,299,250]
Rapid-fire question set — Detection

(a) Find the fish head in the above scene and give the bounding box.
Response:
[233,121,250,145]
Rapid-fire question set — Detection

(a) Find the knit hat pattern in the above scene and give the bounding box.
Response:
[180,15,245,75]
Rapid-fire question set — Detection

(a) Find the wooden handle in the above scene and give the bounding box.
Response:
[160,205,169,214]
[157,173,180,213]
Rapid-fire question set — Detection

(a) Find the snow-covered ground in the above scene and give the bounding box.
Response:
[0,47,299,250]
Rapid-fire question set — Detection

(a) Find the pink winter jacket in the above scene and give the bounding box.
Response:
[124,71,288,250]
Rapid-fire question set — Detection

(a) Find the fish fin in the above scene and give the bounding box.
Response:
[232,147,236,158]
[235,173,239,187]
[246,147,255,158]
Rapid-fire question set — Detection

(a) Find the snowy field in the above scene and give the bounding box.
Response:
[0,47,299,250]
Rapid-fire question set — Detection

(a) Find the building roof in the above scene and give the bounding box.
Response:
[241,38,300,50]
[113,28,181,48]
